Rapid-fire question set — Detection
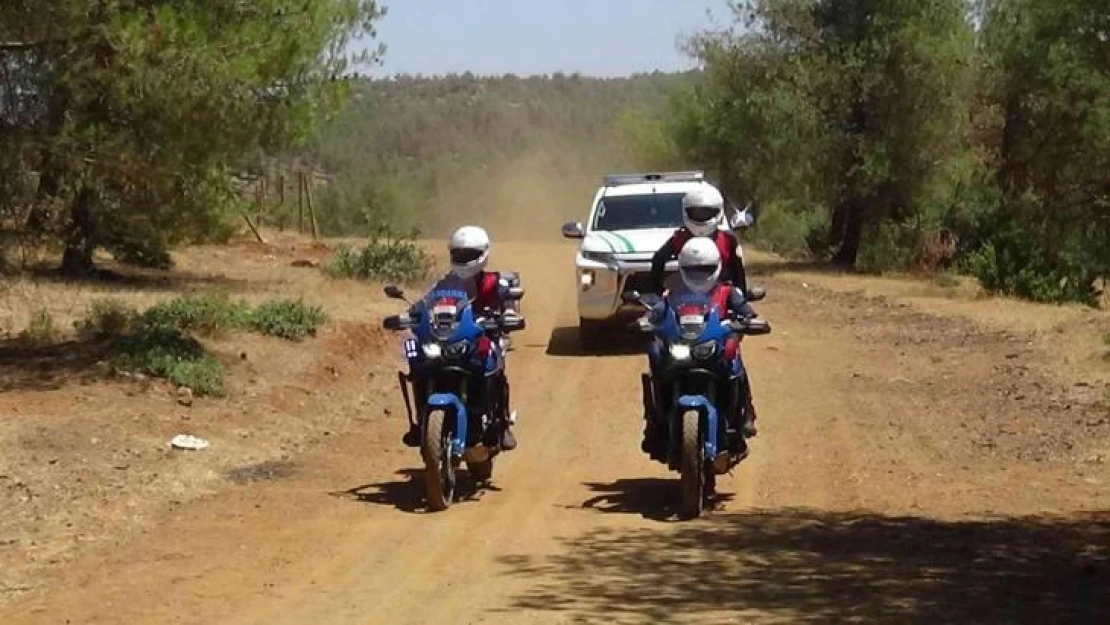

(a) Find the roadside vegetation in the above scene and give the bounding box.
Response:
[0,1,386,276]
[72,294,329,396]
[2,1,1102,312]
[326,226,434,284]
[620,0,1108,306]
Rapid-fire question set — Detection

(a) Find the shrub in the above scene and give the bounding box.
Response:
[747,202,827,260]
[327,226,432,283]
[19,307,59,344]
[87,292,330,395]
[141,293,253,336]
[964,240,1100,306]
[250,298,328,341]
[113,325,226,396]
[75,298,139,339]
[933,272,961,288]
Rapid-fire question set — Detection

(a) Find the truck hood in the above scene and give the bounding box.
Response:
[581,228,675,260]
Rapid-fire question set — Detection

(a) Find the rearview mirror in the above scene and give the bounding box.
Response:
[561,221,585,239]
[384,285,406,300]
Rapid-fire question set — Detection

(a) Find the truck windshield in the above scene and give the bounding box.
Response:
[592,192,685,231]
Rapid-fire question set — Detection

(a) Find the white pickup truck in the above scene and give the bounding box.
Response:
[561,171,751,347]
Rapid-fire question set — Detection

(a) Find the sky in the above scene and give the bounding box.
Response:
[356,0,734,78]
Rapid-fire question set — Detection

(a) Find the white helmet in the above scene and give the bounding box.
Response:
[682,186,725,236]
[677,237,722,294]
[448,225,490,279]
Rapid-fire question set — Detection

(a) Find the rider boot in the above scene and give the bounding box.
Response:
[739,375,758,438]
[501,416,518,451]
[641,373,666,460]
[498,375,518,451]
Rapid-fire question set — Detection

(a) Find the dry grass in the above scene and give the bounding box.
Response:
[749,248,1110,391]
[0,229,402,603]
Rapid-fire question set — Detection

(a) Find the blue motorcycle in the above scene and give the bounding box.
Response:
[383,277,524,511]
[625,288,770,518]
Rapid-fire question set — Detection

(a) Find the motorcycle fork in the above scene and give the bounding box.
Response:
[397,372,418,432]
[640,373,656,421]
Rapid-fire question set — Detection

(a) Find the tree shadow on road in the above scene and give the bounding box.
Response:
[498,508,1109,624]
[0,339,113,392]
[22,262,265,293]
[332,468,502,514]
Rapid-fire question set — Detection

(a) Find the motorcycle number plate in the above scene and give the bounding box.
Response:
[679,314,705,326]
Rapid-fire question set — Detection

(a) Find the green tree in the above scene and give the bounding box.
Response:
[0,0,384,274]
[655,0,979,268]
[967,0,1109,303]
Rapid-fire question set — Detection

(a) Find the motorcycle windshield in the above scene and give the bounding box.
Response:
[666,285,712,341]
[419,275,477,341]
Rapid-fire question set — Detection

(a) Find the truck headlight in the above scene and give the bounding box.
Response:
[581,251,615,265]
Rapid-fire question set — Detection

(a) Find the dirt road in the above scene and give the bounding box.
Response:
[3,242,1107,624]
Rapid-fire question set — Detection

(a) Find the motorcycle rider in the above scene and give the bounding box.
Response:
[650,185,751,297]
[402,225,521,451]
[641,237,761,459]
[648,186,760,438]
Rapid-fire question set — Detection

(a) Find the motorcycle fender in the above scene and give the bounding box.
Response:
[425,393,468,458]
[676,395,720,459]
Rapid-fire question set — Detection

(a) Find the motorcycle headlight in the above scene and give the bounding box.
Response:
[443,340,471,360]
[422,343,443,359]
[669,344,692,362]
[692,341,718,361]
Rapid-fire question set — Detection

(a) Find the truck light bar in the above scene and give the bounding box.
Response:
[603,171,706,187]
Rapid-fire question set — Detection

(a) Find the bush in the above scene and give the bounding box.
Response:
[141,293,253,336]
[250,298,328,341]
[747,202,827,260]
[327,226,432,284]
[856,223,921,274]
[75,298,139,339]
[964,239,1101,306]
[933,272,961,288]
[82,292,330,395]
[19,307,59,344]
[113,325,226,396]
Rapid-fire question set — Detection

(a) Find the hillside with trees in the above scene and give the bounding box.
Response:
[287,71,696,239]
[628,0,1108,305]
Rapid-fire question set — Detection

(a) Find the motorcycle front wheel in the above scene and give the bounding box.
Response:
[680,410,705,519]
[422,410,456,511]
